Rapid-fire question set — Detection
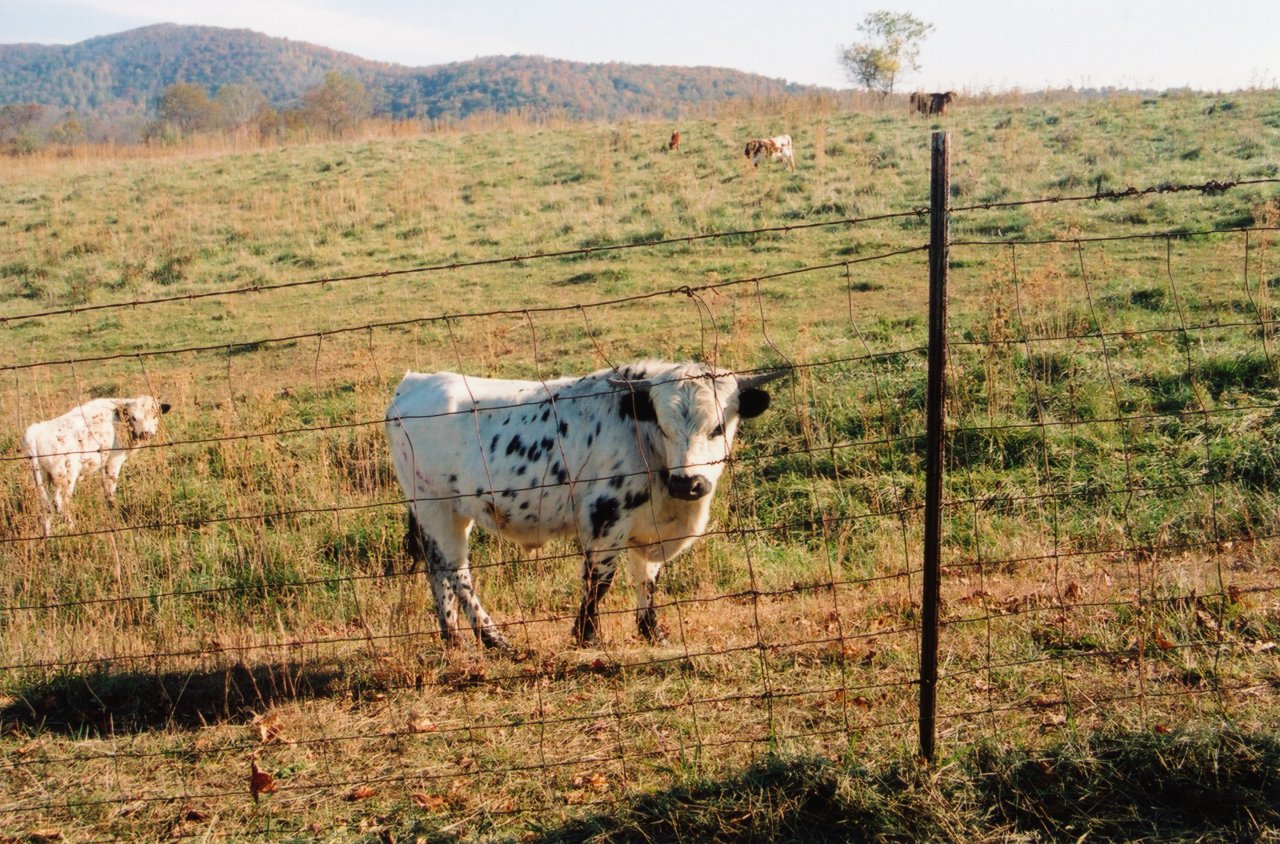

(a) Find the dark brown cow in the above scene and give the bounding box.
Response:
[929,91,957,115]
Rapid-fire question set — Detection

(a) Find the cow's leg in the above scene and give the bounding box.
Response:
[103,451,129,506]
[54,463,78,530]
[405,509,463,647]
[409,509,510,651]
[627,554,667,643]
[448,563,511,651]
[28,461,54,536]
[573,548,620,645]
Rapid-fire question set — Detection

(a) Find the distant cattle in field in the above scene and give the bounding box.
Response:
[668,130,681,151]
[21,396,171,535]
[910,91,957,117]
[385,360,787,649]
[743,134,796,171]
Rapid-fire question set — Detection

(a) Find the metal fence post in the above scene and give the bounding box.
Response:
[920,130,950,762]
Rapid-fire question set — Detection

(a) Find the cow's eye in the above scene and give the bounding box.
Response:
[709,423,725,439]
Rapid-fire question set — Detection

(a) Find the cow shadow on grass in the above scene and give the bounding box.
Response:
[0,661,358,735]
[0,650,692,736]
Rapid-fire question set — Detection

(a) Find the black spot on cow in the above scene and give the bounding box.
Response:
[609,474,625,489]
[618,389,657,423]
[489,434,500,455]
[506,434,526,458]
[558,420,569,437]
[541,407,551,422]
[448,474,458,483]
[474,487,486,497]
[519,501,530,510]
[516,465,527,476]
[500,489,516,499]
[502,416,511,426]
[540,436,554,453]
[739,388,771,419]
[624,488,651,510]
[590,495,621,539]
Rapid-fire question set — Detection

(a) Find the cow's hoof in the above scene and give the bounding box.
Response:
[480,629,513,653]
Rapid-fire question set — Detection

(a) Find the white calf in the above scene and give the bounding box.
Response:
[21,396,170,535]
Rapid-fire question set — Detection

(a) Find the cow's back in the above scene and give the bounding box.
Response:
[23,399,118,470]
[386,371,627,547]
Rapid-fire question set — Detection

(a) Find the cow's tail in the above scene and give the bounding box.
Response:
[397,509,427,575]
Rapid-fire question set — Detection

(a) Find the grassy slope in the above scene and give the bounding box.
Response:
[0,89,1278,840]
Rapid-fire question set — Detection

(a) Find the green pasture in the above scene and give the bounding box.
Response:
[1,89,1278,841]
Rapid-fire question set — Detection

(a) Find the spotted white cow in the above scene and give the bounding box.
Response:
[744,134,796,171]
[385,360,787,649]
[21,396,171,535]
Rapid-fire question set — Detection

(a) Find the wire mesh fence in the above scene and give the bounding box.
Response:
[1,132,1277,837]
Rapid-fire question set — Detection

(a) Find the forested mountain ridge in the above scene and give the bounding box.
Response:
[0,23,818,124]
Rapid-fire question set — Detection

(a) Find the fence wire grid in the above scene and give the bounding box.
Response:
[1,142,1278,837]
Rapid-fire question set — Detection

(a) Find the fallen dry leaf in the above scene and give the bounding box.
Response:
[411,792,448,811]
[252,712,292,745]
[28,830,63,843]
[408,715,437,734]
[250,759,277,802]
[571,771,610,792]
[347,785,377,801]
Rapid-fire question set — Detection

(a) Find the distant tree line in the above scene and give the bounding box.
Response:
[1,72,373,153]
[0,24,812,152]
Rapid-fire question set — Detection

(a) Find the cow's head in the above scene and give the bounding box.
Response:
[614,365,788,501]
[117,395,171,443]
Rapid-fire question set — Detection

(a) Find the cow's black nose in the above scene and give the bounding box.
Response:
[667,474,711,501]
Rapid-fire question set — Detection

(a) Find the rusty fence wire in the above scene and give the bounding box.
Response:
[0,169,1278,832]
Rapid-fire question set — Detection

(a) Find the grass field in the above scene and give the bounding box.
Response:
[1,88,1279,841]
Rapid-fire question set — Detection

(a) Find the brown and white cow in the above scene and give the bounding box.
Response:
[909,91,931,116]
[743,134,796,171]
[21,396,171,535]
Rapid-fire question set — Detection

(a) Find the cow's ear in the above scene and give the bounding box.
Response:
[619,389,657,423]
[160,403,172,414]
[112,406,124,422]
[738,388,771,419]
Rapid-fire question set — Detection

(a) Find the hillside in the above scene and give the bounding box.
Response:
[0,23,817,125]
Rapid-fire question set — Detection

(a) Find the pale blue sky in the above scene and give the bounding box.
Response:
[2,0,1276,92]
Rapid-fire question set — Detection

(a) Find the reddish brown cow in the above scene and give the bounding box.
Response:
[668,130,681,151]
